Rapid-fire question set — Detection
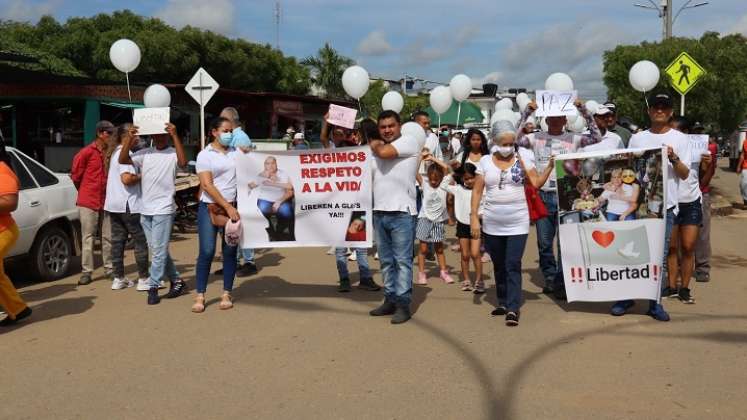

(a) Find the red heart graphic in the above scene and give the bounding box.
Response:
[592,230,615,248]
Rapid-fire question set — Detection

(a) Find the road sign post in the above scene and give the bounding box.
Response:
[185,68,219,149]
[664,52,705,117]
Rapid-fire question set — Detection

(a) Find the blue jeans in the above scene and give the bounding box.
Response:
[374,211,416,306]
[605,212,636,221]
[140,214,180,288]
[241,248,255,264]
[484,233,528,312]
[536,190,563,290]
[195,202,238,294]
[335,247,371,280]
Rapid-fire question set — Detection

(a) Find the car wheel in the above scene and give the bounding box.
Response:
[30,226,72,281]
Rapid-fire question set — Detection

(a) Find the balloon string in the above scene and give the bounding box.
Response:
[643,90,649,109]
[456,102,462,130]
[125,72,134,118]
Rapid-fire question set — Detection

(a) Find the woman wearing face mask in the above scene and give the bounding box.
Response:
[470,120,554,326]
[193,117,241,313]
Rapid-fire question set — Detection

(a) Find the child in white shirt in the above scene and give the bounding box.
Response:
[415,154,454,285]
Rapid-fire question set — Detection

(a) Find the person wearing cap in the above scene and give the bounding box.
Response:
[602,101,632,148]
[292,132,309,150]
[71,120,115,285]
[192,117,242,313]
[516,98,602,300]
[579,105,624,152]
[610,92,693,321]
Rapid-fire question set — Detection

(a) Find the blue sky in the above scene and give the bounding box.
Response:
[4,0,747,100]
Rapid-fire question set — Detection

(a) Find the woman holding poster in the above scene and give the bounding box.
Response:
[249,156,295,241]
[470,120,554,327]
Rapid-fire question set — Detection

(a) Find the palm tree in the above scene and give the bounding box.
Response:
[301,43,354,99]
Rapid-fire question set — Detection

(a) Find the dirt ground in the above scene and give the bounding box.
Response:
[1,160,746,420]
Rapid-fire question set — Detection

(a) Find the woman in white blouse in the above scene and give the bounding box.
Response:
[470,120,554,326]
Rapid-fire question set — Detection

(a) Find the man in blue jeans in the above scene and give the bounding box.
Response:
[368,111,425,324]
[120,122,189,305]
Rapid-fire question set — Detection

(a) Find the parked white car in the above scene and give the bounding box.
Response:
[5,147,80,281]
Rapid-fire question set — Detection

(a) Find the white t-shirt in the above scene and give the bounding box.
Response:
[418,178,448,221]
[104,146,142,213]
[195,144,240,203]
[476,155,529,236]
[255,169,291,202]
[373,134,426,215]
[628,128,692,210]
[442,176,476,225]
[604,184,636,214]
[580,130,623,152]
[450,137,462,157]
[418,132,443,176]
[130,146,178,216]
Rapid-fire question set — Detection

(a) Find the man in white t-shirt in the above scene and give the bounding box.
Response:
[610,92,691,321]
[580,105,624,152]
[120,122,188,305]
[368,110,425,324]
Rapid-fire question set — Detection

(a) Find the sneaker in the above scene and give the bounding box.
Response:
[236,262,259,277]
[357,278,381,291]
[678,287,695,304]
[348,252,357,262]
[136,278,150,291]
[610,300,635,316]
[694,273,710,283]
[0,306,32,327]
[370,299,396,316]
[440,270,454,284]
[505,311,520,326]
[338,278,352,292]
[391,304,412,324]
[162,279,188,299]
[461,280,472,292]
[111,277,129,290]
[646,302,671,321]
[374,252,379,260]
[474,281,486,294]
[481,252,491,263]
[415,271,428,285]
[77,274,92,285]
[662,287,679,299]
[159,280,166,290]
[491,306,507,316]
[147,287,161,305]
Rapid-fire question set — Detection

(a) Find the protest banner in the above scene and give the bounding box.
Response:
[132,107,169,135]
[236,146,372,248]
[554,147,667,302]
[535,90,578,117]
[327,104,357,129]
[688,134,709,163]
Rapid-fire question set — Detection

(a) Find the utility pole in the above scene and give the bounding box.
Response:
[274,1,281,50]
[633,0,708,41]
[663,0,672,40]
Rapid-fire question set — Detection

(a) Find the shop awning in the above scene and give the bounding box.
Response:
[101,101,144,109]
[425,101,484,126]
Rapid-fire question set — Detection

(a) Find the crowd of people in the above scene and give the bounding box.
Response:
[0,92,720,327]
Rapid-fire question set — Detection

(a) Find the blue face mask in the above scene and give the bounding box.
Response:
[218,132,233,146]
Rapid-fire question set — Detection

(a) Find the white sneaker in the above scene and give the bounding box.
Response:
[326,246,335,255]
[136,278,150,291]
[348,252,357,261]
[159,280,166,289]
[111,278,129,290]
[374,252,379,260]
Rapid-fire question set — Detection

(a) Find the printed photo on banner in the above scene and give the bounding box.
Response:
[556,146,667,303]
[235,146,372,248]
[555,147,666,225]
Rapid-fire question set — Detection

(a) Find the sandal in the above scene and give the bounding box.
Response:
[191,295,206,313]
[219,293,233,310]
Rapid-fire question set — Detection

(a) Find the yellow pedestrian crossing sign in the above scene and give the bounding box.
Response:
[664,52,706,96]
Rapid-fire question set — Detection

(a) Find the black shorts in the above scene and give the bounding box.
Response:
[456,222,471,239]
[674,198,703,226]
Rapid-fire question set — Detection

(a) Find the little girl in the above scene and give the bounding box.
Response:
[415,153,453,285]
[443,163,484,293]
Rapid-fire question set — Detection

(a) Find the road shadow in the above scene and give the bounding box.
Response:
[0,296,96,335]
[19,283,78,303]
[710,253,747,268]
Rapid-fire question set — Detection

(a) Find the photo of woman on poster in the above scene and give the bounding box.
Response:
[344,212,366,242]
[249,156,296,241]
[599,168,640,221]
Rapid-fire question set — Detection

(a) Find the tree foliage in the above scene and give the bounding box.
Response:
[301,43,354,99]
[603,32,747,134]
[0,10,310,94]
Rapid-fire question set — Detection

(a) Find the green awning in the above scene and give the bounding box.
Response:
[425,101,484,126]
[101,101,144,109]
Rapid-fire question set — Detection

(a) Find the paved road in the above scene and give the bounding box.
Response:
[1,160,746,419]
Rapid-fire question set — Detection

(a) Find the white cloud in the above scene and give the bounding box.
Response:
[472,71,504,88]
[4,0,60,22]
[403,26,480,66]
[156,0,235,34]
[357,30,392,56]
[731,13,747,35]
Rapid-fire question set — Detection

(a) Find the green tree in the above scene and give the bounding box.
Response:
[603,32,747,134]
[301,43,353,99]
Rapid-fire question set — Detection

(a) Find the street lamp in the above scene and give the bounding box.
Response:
[633,0,709,40]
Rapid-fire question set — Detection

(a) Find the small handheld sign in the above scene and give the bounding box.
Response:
[535,90,578,117]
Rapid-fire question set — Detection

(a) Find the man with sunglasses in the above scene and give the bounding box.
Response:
[71,120,115,285]
[602,101,632,148]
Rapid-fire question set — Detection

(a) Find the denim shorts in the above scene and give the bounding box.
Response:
[674,198,703,226]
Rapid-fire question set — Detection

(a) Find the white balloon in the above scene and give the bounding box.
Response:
[449,74,472,102]
[629,60,660,92]
[496,98,513,110]
[109,39,141,73]
[143,84,171,108]
[544,72,574,91]
[516,93,530,111]
[342,65,370,99]
[585,100,600,114]
[401,122,426,145]
[569,116,587,133]
[566,108,579,124]
[540,117,549,132]
[381,91,404,113]
[430,86,452,114]
[490,109,515,125]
